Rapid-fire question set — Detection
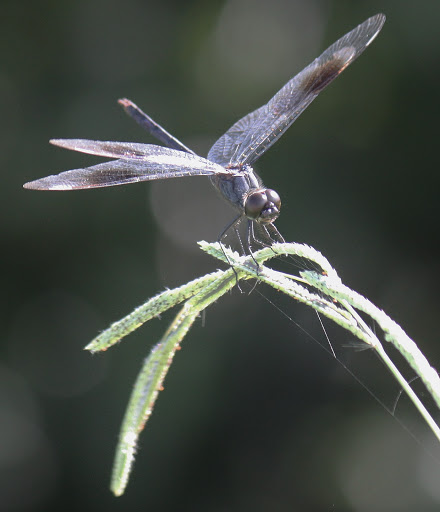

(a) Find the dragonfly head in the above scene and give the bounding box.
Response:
[244,188,281,224]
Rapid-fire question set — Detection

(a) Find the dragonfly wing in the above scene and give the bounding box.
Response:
[207,14,385,167]
[118,98,195,155]
[50,139,200,161]
[24,144,227,190]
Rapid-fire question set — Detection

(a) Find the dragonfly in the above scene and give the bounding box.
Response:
[24,14,385,254]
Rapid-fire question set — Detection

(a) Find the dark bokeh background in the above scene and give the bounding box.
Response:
[2,0,440,510]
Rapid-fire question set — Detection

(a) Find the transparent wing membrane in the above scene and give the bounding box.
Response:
[207,14,385,167]
[24,142,225,190]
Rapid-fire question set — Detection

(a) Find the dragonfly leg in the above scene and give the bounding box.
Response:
[249,221,282,249]
[265,223,285,244]
[246,221,263,271]
[217,214,246,289]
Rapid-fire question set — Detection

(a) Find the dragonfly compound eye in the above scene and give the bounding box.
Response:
[265,189,281,210]
[245,190,267,220]
[259,188,281,223]
[245,188,281,223]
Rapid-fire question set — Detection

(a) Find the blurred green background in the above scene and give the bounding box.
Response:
[2,0,440,510]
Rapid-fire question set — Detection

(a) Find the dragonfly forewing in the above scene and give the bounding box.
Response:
[50,139,203,162]
[24,144,227,190]
[207,13,385,167]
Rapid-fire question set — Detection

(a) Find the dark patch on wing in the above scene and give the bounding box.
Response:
[207,14,385,167]
[302,47,356,95]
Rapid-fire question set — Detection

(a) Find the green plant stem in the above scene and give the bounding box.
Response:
[85,241,440,496]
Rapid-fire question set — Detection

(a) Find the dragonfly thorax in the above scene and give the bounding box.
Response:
[244,188,281,224]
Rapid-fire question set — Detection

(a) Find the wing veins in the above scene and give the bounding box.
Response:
[24,142,227,190]
[207,14,385,167]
